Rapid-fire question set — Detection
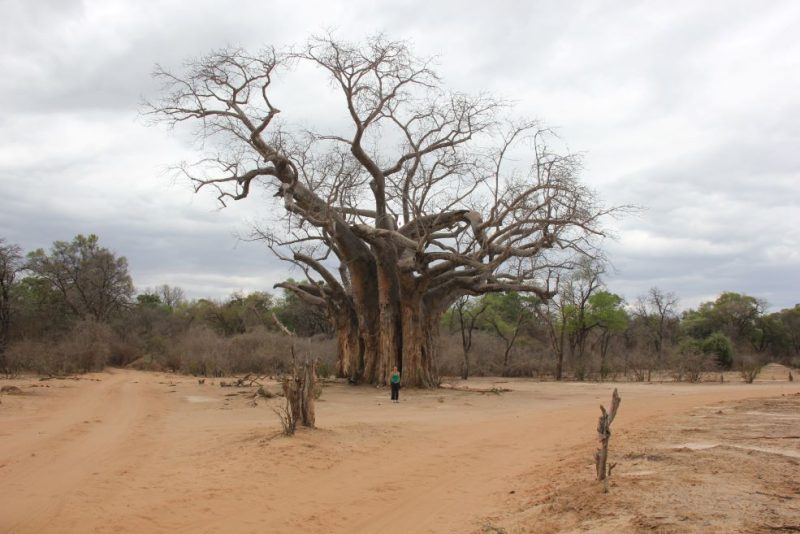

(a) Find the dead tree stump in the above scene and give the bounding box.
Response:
[594,388,621,492]
[281,358,317,430]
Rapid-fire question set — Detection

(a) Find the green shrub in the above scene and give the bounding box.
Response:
[702,332,734,370]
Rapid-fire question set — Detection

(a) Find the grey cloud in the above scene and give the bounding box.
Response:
[2,0,799,310]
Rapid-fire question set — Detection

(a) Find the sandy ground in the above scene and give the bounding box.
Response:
[0,367,798,533]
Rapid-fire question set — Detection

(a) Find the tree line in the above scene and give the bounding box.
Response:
[0,235,334,377]
[440,260,799,381]
[3,37,797,384]
[2,235,797,382]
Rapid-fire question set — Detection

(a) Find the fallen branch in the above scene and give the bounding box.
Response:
[439,384,511,394]
[231,374,269,387]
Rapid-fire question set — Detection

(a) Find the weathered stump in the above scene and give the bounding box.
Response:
[280,358,317,433]
[594,388,621,492]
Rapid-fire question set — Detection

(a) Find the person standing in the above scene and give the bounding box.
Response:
[390,366,401,403]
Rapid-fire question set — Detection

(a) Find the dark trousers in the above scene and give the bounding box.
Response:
[391,382,400,400]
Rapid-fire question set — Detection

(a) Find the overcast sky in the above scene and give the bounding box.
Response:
[1,0,798,311]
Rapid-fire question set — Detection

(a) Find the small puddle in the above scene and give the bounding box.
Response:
[185,395,217,403]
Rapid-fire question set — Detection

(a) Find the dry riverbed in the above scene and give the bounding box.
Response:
[1,368,797,533]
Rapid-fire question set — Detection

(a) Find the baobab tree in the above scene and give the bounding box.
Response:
[146,35,617,387]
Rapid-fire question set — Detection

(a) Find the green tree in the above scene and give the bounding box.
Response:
[480,291,536,376]
[562,260,605,380]
[182,291,277,337]
[449,296,488,379]
[585,291,628,379]
[26,234,134,322]
[759,305,800,362]
[682,292,766,350]
[9,276,72,339]
[0,239,24,373]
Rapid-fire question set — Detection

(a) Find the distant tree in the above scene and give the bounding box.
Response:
[243,291,275,330]
[450,296,488,379]
[26,234,134,322]
[136,292,163,306]
[156,284,186,308]
[682,292,766,350]
[538,294,569,381]
[762,304,800,361]
[481,291,535,376]
[185,291,277,337]
[8,276,72,339]
[535,260,605,381]
[0,239,24,373]
[203,296,246,337]
[585,291,628,380]
[562,260,605,380]
[633,287,679,364]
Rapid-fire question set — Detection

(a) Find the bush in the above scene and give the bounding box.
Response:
[672,340,714,383]
[738,354,763,383]
[162,326,336,377]
[702,332,734,370]
[5,320,115,375]
[167,326,229,376]
[108,338,141,367]
[127,355,164,372]
[316,361,332,379]
[4,339,45,376]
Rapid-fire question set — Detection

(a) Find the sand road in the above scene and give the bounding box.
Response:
[1,369,797,533]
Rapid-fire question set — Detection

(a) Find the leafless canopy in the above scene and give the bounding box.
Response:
[145,35,619,386]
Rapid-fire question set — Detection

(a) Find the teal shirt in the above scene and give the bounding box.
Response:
[391,372,400,384]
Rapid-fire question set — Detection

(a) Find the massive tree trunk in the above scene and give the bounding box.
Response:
[399,298,438,388]
[334,305,361,379]
[372,250,402,385]
[332,267,438,387]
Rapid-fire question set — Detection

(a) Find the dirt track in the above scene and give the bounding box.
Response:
[1,369,797,533]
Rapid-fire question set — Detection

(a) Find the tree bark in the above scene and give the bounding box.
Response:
[373,255,402,385]
[327,267,438,388]
[595,388,621,491]
[334,306,361,379]
[282,359,317,429]
[389,277,437,388]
